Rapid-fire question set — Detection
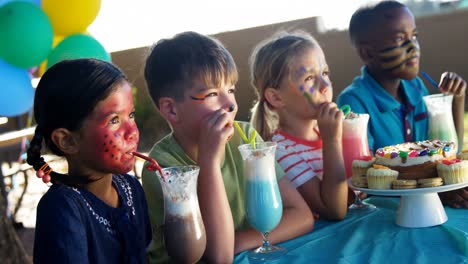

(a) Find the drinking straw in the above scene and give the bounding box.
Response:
[234,121,257,149]
[421,71,440,90]
[132,152,165,182]
[340,104,351,117]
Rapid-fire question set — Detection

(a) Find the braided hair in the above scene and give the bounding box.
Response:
[26,58,128,186]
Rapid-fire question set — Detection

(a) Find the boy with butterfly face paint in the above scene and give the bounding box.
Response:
[337,1,467,208]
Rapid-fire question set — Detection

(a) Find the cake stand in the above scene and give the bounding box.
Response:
[351,181,468,228]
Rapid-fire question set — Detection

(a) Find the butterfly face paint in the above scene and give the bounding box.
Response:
[377,39,420,73]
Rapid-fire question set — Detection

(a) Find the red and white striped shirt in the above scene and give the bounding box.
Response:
[272,130,323,188]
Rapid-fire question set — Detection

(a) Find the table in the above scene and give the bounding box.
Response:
[234,197,468,264]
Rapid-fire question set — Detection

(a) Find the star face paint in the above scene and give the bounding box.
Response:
[78,82,139,175]
[378,39,420,73]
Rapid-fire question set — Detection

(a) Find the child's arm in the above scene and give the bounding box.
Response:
[234,177,314,254]
[196,109,236,263]
[304,102,348,220]
[439,72,467,152]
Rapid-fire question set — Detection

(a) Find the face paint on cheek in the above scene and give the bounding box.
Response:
[378,40,420,72]
[190,93,206,104]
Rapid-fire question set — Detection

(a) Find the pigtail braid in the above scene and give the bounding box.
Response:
[26,127,46,170]
[26,127,67,184]
[251,98,279,141]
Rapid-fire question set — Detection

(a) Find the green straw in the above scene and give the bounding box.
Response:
[340,104,351,116]
[234,121,257,149]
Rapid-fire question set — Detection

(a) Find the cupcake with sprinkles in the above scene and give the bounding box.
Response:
[437,159,468,185]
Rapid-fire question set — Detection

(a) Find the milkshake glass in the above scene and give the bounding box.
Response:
[238,142,286,260]
[342,113,376,210]
[157,165,206,264]
[423,94,458,151]
[342,113,371,178]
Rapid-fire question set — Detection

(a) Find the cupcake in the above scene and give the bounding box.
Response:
[352,156,375,178]
[351,156,374,188]
[457,150,468,160]
[366,164,399,189]
[437,159,468,185]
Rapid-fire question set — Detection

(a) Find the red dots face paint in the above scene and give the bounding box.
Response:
[76,82,139,175]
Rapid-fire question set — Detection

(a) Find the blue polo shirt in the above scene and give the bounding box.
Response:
[337,67,429,151]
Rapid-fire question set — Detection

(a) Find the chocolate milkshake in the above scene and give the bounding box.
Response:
[164,213,206,263]
[158,166,206,264]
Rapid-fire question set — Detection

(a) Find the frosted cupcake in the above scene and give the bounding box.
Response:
[437,159,468,185]
[457,150,468,160]
[351,157,374,188]
[366,164,399,189]
[352,156,375,178]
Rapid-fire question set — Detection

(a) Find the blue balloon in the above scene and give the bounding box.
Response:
[0,59,34,116]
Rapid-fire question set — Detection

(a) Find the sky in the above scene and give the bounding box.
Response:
[87,0,372,52]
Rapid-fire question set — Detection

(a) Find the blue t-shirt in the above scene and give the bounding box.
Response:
[337,66,429,151]
[33,174,152,264]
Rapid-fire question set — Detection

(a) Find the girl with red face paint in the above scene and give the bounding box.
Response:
[27,59,152,263]
[250,30,351,221]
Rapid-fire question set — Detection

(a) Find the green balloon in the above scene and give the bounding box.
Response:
[46,34,111,69]
[0,2,53,68]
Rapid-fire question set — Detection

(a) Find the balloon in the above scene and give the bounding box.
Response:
[37,34,65,76]
[46,34,111,69]
[0,59,34,117]
[42,0,101,35]
[0,2,53,68]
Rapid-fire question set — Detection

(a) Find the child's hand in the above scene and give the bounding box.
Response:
[198,109,234,165]
[316,102,343,142]
[439,72,467,98]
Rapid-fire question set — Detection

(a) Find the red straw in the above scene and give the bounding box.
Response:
[132,152,165,182]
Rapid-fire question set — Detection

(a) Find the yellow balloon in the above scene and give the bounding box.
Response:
[42,0,101,35]
[37,34,65,76]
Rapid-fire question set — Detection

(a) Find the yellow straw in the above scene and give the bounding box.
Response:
[234,121,257,148]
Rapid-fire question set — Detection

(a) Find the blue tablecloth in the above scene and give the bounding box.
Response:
[234,197,468,264]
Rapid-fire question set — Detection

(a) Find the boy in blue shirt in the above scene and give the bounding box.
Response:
[337,1,467,208]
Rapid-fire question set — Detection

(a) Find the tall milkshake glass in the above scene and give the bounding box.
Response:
[423,94,458,152]
[342,113,371,178]
[157,165,206,264]
[342,113,375,210]
[238,142,286,260]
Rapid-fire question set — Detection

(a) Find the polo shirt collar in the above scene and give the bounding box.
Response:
[360,66,420,112]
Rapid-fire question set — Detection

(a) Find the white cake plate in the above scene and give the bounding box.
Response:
[350,181,468,228]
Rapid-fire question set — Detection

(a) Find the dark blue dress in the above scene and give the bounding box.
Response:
[33,174,152,264]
